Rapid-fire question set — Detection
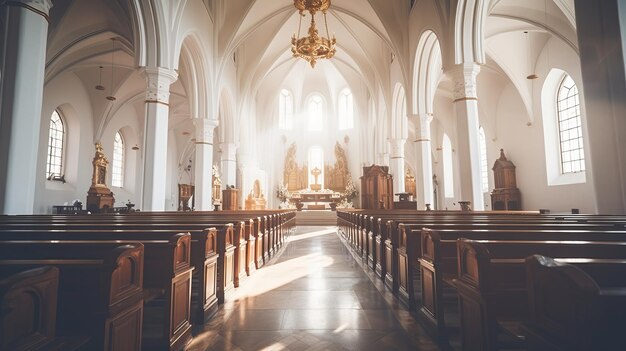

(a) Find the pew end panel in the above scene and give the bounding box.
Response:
[384,220,398,293]
[190,228,219,324]
[216,224,236,304]
[0,266,59,351]
[524,255,626,351]
[0,242,146,351]
[374,218,387,279]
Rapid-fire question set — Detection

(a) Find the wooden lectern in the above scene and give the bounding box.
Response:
[222,188,239,211]
[490,149,521,210]
[360,165,393,209]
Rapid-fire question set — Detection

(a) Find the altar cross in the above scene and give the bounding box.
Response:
[311,167,322,185]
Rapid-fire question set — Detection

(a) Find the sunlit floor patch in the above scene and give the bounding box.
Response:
[187,226,440,351]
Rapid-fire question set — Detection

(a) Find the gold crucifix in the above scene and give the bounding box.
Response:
[311,167,322,185]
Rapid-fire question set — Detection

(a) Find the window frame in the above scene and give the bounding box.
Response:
[46,109,66,182]
[112,131,125,188]
[279,89,294,130]
[556,74,585,175]
[338,88,354,130]
[442,133,454,198]
[307,94,324,132]
[541,69,586,186]
[479,126,489,193]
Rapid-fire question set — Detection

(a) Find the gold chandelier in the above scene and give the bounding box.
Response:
[291,0,337,68]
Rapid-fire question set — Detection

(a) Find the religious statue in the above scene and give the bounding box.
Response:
[245,179,267,209]
[86,142,115,212]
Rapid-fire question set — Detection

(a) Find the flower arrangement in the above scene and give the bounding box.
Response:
[343,177,358,203]
[276,183,290,202]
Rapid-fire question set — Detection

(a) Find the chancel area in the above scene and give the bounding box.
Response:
[1,0,626,350]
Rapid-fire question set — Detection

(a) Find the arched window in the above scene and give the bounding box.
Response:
[308,94,324,131]
[308,146,324,188]
[557,74,585,174]
[279,89,294,130]
[112,131,125,187]
[46,110,65,180]
[338,88,354,130]
[443,134,454,198]
[479,127,489,192]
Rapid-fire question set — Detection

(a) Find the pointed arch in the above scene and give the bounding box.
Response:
[391,83,407,139]
[454,0,489,64]
[413,30,443,115]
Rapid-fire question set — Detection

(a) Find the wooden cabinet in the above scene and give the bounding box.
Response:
[222,188,239,211]
[490,149,521,210]
[360,165,393,209]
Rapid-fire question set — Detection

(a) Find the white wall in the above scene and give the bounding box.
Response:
[35,73,95,213]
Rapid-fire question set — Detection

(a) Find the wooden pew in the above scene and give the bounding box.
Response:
[453,239,626,351]
[414,227,626,343]
[0,242,144,351]
[0,221,223,325]
[0,232,192,351]
[523,255,626,351]
[2,209,296,277]
[0,266,89,351]
[398,222,623,307]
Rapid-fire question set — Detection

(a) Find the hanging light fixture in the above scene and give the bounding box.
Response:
[525,31,539,80]
[106,38,117,101]
[95,66,105,91]
[291,0,336,68]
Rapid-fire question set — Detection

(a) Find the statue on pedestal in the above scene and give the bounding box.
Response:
[86,143,115,213]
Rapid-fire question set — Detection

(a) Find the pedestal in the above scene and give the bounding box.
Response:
[86,186,115,213]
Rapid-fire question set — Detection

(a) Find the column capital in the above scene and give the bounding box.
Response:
[139,67,178,104]
[447,63,481,101]
[410,113,434,141]
[193,118,218,144]
[389,139,406,159]
[2,0,53,17]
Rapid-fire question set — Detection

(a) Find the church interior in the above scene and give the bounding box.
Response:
[1,0,626,350]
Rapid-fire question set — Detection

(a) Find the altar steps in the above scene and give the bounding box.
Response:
[295,210,337,226]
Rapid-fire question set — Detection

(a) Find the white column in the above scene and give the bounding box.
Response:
[450,63,485,210]
[139,67,178,211]
[573,0,626,214]
[411,113,434,209]
[220,142,237,188]
[194,118,219,211]
[389,138,406,196]
[0,0,52,214]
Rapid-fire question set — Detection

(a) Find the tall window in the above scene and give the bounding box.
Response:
[308,146,324,188]
[338,89,354,130]
[557,74,585,174]
[479,127,489,192]
[112,131,125,187]
[443,134,454,198]
[46,110,65,180]
[279,89,293,130]
[308,94,323,131]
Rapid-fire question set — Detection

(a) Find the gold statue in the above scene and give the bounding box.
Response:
[87,142,115,212]
[310,167,322,191]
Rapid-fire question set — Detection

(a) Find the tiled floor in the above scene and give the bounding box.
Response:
[187,226,440,351]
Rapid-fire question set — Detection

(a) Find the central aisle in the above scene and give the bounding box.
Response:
[188,226,439,351]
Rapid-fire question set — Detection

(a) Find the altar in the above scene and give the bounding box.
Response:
[292,191,341,210]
